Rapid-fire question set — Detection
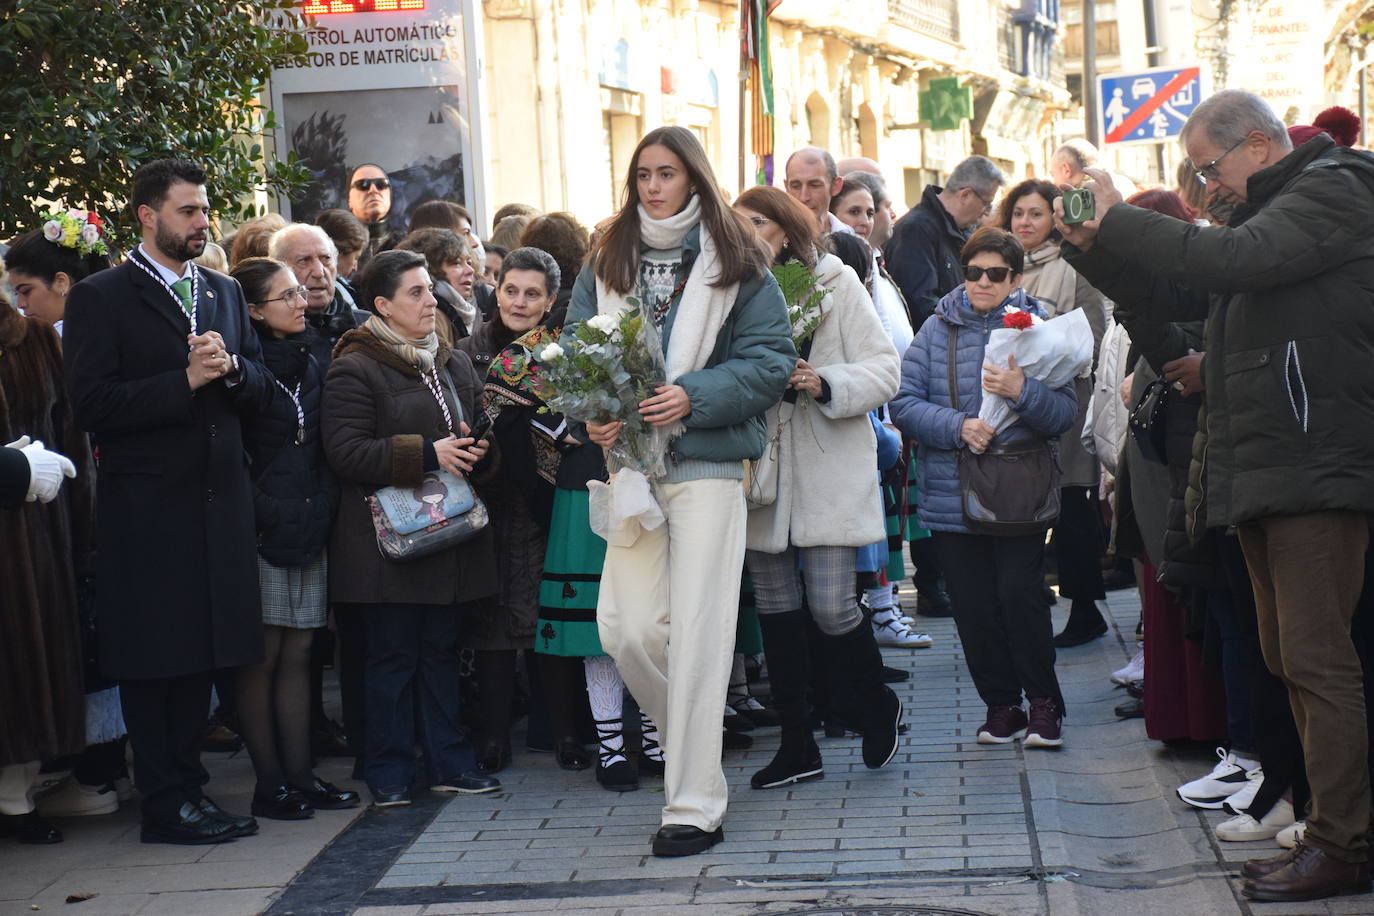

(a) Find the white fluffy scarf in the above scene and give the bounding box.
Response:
[594,194,739,437]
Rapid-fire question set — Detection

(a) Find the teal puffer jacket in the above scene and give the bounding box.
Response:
[566,225,795,465]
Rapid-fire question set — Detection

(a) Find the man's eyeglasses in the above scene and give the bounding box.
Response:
[969,188,994,214]
[352,178,390,192]
[963,265,1012,283]
[1193,137,1246,185]
[258,286,308,305]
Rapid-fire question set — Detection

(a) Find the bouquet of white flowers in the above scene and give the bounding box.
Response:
[534,306,673,545]
[974,306,1093,450]
[535,306,672,478]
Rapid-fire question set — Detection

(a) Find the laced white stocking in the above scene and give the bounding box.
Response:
[584,655,626,765]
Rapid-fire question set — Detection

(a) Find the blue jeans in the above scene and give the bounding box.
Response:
[362,603,475,790]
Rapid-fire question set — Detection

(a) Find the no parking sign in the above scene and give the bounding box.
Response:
[1097,66,1208,145]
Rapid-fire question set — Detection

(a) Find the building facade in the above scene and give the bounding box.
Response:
[479,0,1071,228]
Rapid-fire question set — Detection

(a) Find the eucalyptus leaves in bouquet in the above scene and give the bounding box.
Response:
[535,304,671,478]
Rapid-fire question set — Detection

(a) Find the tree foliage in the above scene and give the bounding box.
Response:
[0,0,311,247]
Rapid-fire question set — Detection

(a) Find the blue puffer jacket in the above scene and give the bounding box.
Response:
[890,286,1078,533]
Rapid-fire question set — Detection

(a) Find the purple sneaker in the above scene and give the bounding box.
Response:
[976,705,1028,744]
[1024,697,1063,748]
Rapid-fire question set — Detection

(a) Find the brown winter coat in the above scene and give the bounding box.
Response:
[0,306,92,765]
[322,327,498,606]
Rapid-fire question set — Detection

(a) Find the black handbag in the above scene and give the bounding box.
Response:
[1128,377,1170,465]
[948,325,1061,536]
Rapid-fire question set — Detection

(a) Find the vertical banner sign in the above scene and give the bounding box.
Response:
[267,0,487,227]
[1235,0,1323,121]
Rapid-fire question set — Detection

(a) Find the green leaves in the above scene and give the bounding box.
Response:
[0,0,311,248]
[771,259,829,347]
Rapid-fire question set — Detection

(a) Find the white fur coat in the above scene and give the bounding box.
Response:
[745,253,900,553]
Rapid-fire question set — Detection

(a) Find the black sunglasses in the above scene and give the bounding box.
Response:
[352,178,390,191]
[963,265,1012,283]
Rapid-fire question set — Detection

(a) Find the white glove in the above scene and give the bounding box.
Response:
[20,439,77,503]
[5,435,32,449]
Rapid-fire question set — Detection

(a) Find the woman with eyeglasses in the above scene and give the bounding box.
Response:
[891,228,1077,749]
[230,257,357,819]
[998,179,1110,648]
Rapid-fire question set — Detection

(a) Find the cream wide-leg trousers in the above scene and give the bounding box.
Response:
[597,477,746,832]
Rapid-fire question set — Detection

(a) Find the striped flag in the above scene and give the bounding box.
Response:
[743,0,781,184]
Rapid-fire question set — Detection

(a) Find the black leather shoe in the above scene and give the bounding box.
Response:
[721,730,753,751]
[596,756,639,792]
[1,811,63,844]
[431,771,500,794]
[880,664,910,683]
[652,824,723,857]
[1114,698,1145,719]
[554,740,592,772]
[637,754,665,778]
[370,786,411,807]
[915,590,954,617]
[310,719,354,758]
[251,785,314,820]
[475,738,511,774]
[141,802,237,845]
[1053,620,1108,648]
[293,777,361,810]
[196,795,259,837]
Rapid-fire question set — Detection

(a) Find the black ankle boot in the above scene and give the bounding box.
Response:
[827,620,902,769]
[752,610,825,789]
[1054,599,1108,647]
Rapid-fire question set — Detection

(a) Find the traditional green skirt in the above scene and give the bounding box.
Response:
[533,488,607,657]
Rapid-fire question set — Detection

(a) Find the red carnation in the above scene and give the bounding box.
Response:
[1003,311,1034,330]
[87,212,103,228]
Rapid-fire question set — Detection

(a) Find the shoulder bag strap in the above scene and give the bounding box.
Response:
[946,324,960,412]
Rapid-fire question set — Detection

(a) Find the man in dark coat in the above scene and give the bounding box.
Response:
[270,223,370,371]
[883,155,1004,330]
[64,159,273,845]
[1060,90,1374,904]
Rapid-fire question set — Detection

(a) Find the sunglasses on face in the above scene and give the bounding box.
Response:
[963,265,1012,283]
[352,178,390,192]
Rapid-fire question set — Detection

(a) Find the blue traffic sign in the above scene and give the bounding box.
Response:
[1098,66,1206,145]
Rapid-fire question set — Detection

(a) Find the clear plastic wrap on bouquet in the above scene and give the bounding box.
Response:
[975,308,1094,449]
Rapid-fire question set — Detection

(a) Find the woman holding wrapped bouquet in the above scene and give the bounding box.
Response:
[455,247,592,775]
[891,228,1077,747]
[567,126,794,856]
[730,186,903,789]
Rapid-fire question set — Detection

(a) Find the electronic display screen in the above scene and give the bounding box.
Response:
[301,0,425,13]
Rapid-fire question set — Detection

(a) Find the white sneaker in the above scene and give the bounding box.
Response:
[1215,799,1295,842]
[1177,747,1255,809]
[873,613,933,648]
[1222,768,1265,815]
[35,778,119,817]
[1276,820,1306,849]
[1111,649,1145,686]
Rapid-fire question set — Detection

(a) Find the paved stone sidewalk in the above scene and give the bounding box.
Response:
[6,584,1372,915]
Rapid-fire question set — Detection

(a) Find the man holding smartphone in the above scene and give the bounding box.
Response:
[1057,89,1374,904]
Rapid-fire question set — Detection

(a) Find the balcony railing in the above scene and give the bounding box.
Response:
[888,0,960,44]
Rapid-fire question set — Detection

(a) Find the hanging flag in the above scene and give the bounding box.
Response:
[742,0,782,184]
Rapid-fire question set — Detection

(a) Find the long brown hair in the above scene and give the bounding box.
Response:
[733,185,818,269]
[593,126,766,294]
